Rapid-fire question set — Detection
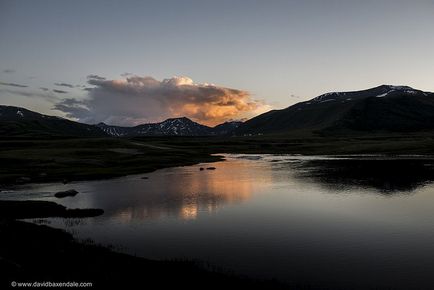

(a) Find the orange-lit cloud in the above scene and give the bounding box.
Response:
[55,75,268,126]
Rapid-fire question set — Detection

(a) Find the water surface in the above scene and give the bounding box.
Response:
[5,154,434,289]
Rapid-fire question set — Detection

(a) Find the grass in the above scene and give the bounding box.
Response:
[0,137,222,185]
[2,133,434,186]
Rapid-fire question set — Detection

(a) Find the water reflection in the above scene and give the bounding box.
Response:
[12,154,434,289]
[4,158,270,222]
[283,157,434,193]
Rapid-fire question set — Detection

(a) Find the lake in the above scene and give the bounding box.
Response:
[4,154,434,289]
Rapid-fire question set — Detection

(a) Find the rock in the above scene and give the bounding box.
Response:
[206,167,216,170]
[199,167,205,171]
[141,176,149,179]
[54,189,79,198]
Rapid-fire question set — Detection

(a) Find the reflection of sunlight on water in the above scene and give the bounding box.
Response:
[109,158,272,222]
[181,203,198,220]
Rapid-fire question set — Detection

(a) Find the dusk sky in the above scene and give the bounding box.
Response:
[1,0,434,126]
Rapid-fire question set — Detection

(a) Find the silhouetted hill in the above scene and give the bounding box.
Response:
[0,105,106,137]
[236,85,434,136]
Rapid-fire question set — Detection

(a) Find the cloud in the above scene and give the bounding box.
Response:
[53,98,90,120]
[0,87,59,102]
[0,81,28,88]
[87,74,106,81]
[53,89,68,94]
[54,75,267,126]
[54,82,75,88]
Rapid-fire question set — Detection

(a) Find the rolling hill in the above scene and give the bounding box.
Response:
[0,105,106,137]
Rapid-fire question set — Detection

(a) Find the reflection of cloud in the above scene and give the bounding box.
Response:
[3,69,15,74]
[107,158,272,222]
[54,75,268,126]
[0,81,28,88]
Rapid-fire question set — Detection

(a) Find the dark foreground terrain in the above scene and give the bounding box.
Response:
[2,133,434,186]
[0,218,288,289]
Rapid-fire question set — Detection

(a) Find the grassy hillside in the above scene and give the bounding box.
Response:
[2,133,434,186]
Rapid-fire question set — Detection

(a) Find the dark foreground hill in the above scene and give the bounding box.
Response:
[0,105,106,137]
[236,85,434,136]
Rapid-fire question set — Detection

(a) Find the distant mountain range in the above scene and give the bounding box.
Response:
[236,85,434,136]
[96,118,243,137]
[0,105,242,137]
[2,84,434,138]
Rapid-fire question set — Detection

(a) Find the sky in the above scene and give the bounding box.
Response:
[1,0,434,126]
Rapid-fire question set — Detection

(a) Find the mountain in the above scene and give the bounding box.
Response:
[0,105,243,137]
[97,118,243,137]
[236,85,434,136]
[212,121,243,135]
[0,105,106,137]
[97,117,212,137]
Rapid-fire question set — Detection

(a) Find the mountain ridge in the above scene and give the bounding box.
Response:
[235,85,434,136]
[0,105,243,137]
[97,117,243,137]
